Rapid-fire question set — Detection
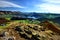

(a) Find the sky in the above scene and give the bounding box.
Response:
[0,0,60,13]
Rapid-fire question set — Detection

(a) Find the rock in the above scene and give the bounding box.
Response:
[33,26,38,30]
[8,38,14,40]
[24,29,32,35]
[15,26,23,32]
[31,34,40,40]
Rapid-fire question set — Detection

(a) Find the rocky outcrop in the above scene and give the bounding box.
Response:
[42,21,60,34]
[0,21,60,40]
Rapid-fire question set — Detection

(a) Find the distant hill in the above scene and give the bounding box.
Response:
[51,17,60,24]
[0,11,60,24]
[0,11,22,14]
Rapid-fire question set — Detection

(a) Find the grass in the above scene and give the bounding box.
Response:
[13,20,40,24]
[0,17,40,29]
[5,18,11,20]
[0,22,10,29]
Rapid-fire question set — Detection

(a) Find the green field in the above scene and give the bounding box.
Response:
[0,17,40,29]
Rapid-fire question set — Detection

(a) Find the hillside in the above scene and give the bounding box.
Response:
[0,20,60,40]
[0,11,60,40]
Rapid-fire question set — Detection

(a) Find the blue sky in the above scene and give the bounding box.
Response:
[0,0,60,13]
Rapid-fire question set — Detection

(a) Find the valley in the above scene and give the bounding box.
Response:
[0,11,60,40]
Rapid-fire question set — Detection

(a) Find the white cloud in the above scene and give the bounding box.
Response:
[44,0,60,4]
[35,0,60,13]
[36,4,60,13]
[0,1,24,8]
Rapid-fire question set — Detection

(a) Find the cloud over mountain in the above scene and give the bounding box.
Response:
[35,0,60,13]
[0,1,24,8]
